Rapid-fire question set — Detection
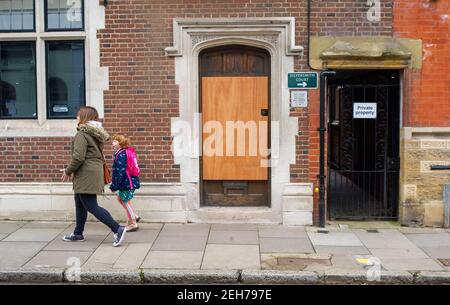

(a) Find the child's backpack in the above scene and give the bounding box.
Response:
[125,147,140,188]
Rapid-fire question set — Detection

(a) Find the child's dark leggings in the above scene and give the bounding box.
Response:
[74,194,120,235]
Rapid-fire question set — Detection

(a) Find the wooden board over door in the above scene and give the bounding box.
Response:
[202,76,268,180]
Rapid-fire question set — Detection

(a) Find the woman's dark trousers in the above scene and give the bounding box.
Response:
[74,193,120,235]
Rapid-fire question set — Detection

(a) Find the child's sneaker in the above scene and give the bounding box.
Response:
[62,233,85,242]
[113,226,126,247]
[126,222,138,232]
[135,216,141,223]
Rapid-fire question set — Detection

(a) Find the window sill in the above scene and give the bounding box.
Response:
[0,119,77,137]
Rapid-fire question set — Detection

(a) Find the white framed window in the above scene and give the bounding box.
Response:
[0,0,85,121]
[0,0,35,32]
[45,0,84,32]
[0,0,108,137]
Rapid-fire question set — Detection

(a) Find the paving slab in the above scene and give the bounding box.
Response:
[260,238,314,253]
[258,225,308,238]
[307,231,363,247]
[211,224,257,231]
[82,244,126,270]
[0,234,7,241]
[380,258,444,271]
[104,229,160,244]
[64,222,112,236]
[369,247,429,259]
[314,246,370,255]
[114,243,152,270]
[405,233,450,248]
[354,229,417,249]
[0,222,26,234]
[3,228,65,242]
[304,255,367,272]
[159,224,210,237]
[151,236,208,251]
[21,222,72,229]
[202,244,260,270]
[0,242,47,269]
[333,255,373,270]
[141,251,203,269]
[420,247,450,259]
[23,251,92,269]
[208,230,259,245]
[132,223,163,230]
[44,234,106,252]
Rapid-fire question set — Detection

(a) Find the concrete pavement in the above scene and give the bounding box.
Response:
[0,221,450,284]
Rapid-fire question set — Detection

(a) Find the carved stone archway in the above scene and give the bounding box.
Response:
[167,18,313,225]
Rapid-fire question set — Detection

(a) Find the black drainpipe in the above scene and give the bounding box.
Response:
[307,0,313,70]
[307,0,335,227]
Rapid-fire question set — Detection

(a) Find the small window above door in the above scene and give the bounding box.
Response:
[200,45,270,77]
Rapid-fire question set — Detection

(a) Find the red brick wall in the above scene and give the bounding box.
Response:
[394,0,450,127]
[0,137,71,182]
[0,0,394,223]
[96,0,393,185]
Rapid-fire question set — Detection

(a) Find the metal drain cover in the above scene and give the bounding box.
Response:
[438,259,450,267]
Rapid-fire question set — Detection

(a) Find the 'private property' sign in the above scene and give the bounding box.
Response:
[353,103,377,119]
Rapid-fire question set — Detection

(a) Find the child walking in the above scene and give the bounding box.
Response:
[110,134,141,232]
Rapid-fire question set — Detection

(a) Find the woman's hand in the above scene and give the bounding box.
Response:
[60,170,73,182]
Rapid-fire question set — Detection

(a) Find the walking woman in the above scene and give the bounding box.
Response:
[61,106,126,247]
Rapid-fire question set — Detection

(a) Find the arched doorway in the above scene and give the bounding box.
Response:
[199,45,271,207]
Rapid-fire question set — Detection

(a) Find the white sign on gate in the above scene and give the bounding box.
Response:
[353,103,377,119]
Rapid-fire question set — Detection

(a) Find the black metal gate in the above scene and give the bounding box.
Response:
[327,71,400,220]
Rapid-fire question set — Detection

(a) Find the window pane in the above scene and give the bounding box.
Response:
[46,41,85,118]
[46,0,83,31]
[22,0,33,29]
[0,0,34,31]
[0,42,37,119]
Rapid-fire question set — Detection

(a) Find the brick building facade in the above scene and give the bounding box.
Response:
[0,0,448,227]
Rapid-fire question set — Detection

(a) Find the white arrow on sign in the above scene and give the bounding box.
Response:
[297,82,307,87]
